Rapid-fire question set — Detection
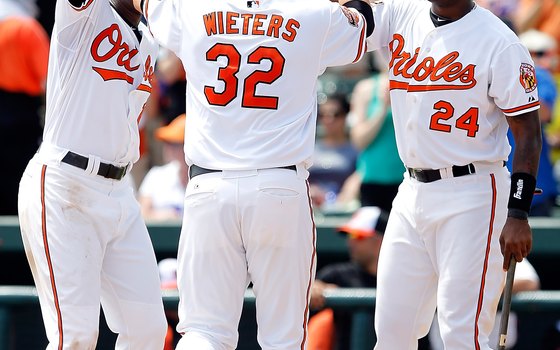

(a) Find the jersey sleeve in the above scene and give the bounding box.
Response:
[54,0,104,51]
[65,0,96,11]
[366,0,394,52]
[144,0,182,54]
[489,43,540,117]
[319,3,367,69]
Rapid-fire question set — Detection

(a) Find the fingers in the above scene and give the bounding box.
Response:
[503,251,512,271]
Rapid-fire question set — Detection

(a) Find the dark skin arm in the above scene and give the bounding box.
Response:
[501,110,542,270]
[110,0,141,27]
[133,0,142,13]
[67,0,141,25]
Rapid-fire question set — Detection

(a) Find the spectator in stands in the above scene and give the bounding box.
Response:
[0,0,49,215]
[507,29,558,216]
[429,258,540,350]
[349,70,404,213]
[138,113,188,220]
[129,49,187,189]
[308,206,387,350]
[156,49,187,125]
[513,0,560,72]
[308,94,358,210]
[476,0,519,29]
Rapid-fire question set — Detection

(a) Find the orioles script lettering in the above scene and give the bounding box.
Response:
[90,24,140,84]
[389,33,477,91]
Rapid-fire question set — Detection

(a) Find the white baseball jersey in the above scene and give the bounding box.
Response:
[141,1,369,349]
[366,0,539,169]
[42,0,159,165]
[144,0,367,170]
[17,1,167,349]
[365,1,540,350]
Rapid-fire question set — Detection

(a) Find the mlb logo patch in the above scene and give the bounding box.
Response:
[519,63,537,93]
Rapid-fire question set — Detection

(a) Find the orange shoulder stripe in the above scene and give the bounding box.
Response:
[502,101,540,114]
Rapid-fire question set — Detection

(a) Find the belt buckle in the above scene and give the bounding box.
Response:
[410,168,424,182]
[98,163,127,180]
[114,165,127,180]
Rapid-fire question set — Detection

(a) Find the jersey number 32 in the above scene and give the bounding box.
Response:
[204,43,285,110]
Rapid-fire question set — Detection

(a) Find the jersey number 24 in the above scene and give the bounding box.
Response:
[204,43,285,110]
[430,100,480,138]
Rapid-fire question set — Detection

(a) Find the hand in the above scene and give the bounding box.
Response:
[499,217,533,270]
[310,280,337,310]
[309,184,326,208]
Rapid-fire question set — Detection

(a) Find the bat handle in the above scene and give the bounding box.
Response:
[497,256,517,350]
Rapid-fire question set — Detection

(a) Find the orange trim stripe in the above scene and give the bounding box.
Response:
[473,174,497,350]
[92,67,134,84]
[389,79,476,92]
[502,101,540,114]
[41,165,64,350]
[300,180,317,350]
[137,83,152,93]
[144,0,151,22]
[352,18,366,64]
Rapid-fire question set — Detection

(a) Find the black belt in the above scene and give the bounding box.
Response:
[61,151,128,180]
[189,164,297,179]
[407,163,476,183]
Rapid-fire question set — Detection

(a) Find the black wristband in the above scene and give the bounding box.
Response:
[508,208,529,220]
[507,172,536,214]
[343,0,375,37]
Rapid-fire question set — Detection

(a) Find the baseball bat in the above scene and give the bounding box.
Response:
[497,256,517,350]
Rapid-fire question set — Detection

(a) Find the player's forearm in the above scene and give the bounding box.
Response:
[506,110,542,219]
[507,111,542,177]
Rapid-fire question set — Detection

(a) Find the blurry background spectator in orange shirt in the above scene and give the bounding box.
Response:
[513,0,560,73]
[0,0,49,214]
[138,114,188,221]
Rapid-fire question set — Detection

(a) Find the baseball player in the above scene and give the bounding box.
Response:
[364,0,542,349]
[17,0,167,348]
[133,0,373,348]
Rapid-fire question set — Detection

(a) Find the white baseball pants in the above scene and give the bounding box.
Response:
[175,166,316,350]
[374,162,509,350]
[18,151,167,349]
